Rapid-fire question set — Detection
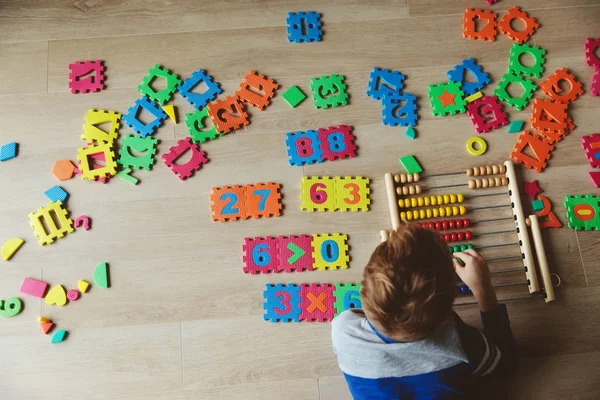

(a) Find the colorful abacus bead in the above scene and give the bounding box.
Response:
[468,176,508,189]
[396,184,423,195]
[394,173,420,183]
[400,206,467,221]
[466,164,506,176]
[397,194,465,208]
[448,243,474,253]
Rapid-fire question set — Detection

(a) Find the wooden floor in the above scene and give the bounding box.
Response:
[1,1,599,399]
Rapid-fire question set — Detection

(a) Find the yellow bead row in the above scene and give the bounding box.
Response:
[397,193,465,208]
[400,206,467,221]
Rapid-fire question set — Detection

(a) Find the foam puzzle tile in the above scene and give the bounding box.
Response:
[235,70,279,110]
[585,38,600,68]
[44,185,68,203]
[41,321,54,334]
[318,125,357,161]
[366,68,405,100]
[589,172,600,188]
[582,133,600,168]
[300,283,335,322]
[466,95,508,134]
[532,199,544,211]
[162,104,177,123]
[52,160,76,181]
[278,235,315,272]
[29,201,74,245]
[73,215,91,231]
[81,109,121,144]
[334,283,362,316]
[210,185,247,222]
[117,168,139,185]
[118,134,158,171]
[281,85,306,108]
[335,177,370,212]
[45,285,67,307]
[536,195,552,217]
[447,58,491,96]
[399,155,423,174]
[0,297,23,318]
[540,211,562,229]
[76,143,117,181]
[523,180,542,200]
[206,96,249,134]
[244,182,282,219]
[428,81,466,116]
[263,284,302,322]
[20,278,49,298]
[531,99,569,144]
[185,108,221,143]
[592,66,600,97]
[508,43,546,78]
[405,126,416,140]
[494,72,536,111]
[162,137,209,180]
[540,68,584,103]
[300,176,336,211]
[178,69,223,110]
[78,280,90,293]
[465,92,483,103]
[243,237,279,274]
[311,233,349,271]
[311,74,348,109]
[286,11,322,43]
[1,238,24,261]
[68,60,105,94]
[122,97,167,138]
[510,131,554,173]
[382,93,418,127]
[137,64,181,105]
[497,6,539,44]
[508,120,524,133]
[93,262,110,288]
[50,330,68,344]
[286,130,323,166]
[564,195,600,230]
[463,9,498,42]
[0,142,18,162]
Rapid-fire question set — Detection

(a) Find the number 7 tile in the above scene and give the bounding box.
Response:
[335,177,370,211]
[245,182,282,219]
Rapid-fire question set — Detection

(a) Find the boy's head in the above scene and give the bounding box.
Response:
[361,223,456,342]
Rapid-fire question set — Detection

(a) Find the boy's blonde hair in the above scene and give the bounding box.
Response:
[360,224,456,341]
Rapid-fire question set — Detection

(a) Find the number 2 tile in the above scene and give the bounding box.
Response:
[210,185,247,221]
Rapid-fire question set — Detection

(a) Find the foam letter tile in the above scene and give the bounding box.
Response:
[93,262,110,288]
[510,131,554,173]
[531,99,568,144]
[582,133,600,169]
[210,185,247,222]
[29,201,74,245]
[118,134,158,171]
[300,283,335,322]
[565,195,600,230]
[281,85,307,108]
[137,64,182,105]
[177,69,223,110]
[494,72,537,111]
[50,330,68,344]
[122,97,168,138]
[286,130,323,166]
[263,284,302,323]
[20,278,49,298]
[68,60,105,94]
[44,185,68,203]
[286,11,322,43]
[162,137,209,181]
[318,125,357,161]
[540,68,584,103]
[508,43,546,78]
[41,322,54,334]
[334,283,362,316]
[0,142,18,162]
[498,6,539,44]
[463,9,498,42]
[466,95,508,133]
[52,160,76,181]
[206,96,249,134]
[310,74,348,109]
[243,237,279,274]
[447,58,491,96]
[235,70,279,111]
[366,68,405,100]
[78,280,90,293]
[76,143,117,181]
[381,93,418,127]
[0,297,23,318]
[301,176,336,212]
[585,38,600,68]
[428,81,466,116]
[81,109,121,144]
[185,108,221,143]
[335,177,370,212]
[245,182,282,219]
[45,285,67,307]
[1,238,24,261]
[278,235,315,272]
[312,233,349,271]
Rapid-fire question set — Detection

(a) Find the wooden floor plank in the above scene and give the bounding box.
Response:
[0,42,48,95]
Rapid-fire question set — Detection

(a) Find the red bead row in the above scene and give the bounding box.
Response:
[440,230,472,242]
[415,218,471,231]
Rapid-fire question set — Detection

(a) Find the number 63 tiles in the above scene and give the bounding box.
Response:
[301,176,370,212]
[243,233,349,274]
[211,182,282,222]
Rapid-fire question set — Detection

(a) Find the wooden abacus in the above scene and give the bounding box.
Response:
[381,160,556,304]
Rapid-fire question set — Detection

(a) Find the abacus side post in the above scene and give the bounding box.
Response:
[384,172,401,230]
[380,230,389,242]
[528,215,556,303]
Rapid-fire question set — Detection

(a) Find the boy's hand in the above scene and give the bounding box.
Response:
[453,249,499,312]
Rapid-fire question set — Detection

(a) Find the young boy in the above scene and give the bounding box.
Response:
[331,224,518,399]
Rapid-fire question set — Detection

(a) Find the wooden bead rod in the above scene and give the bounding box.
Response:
[491,267,525,275]
[475,216,513,224]
[486,255,522,262]
[469,204,511,211]
[398,163,507,181]
[473,229,516,237]
[476,242,519,249]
